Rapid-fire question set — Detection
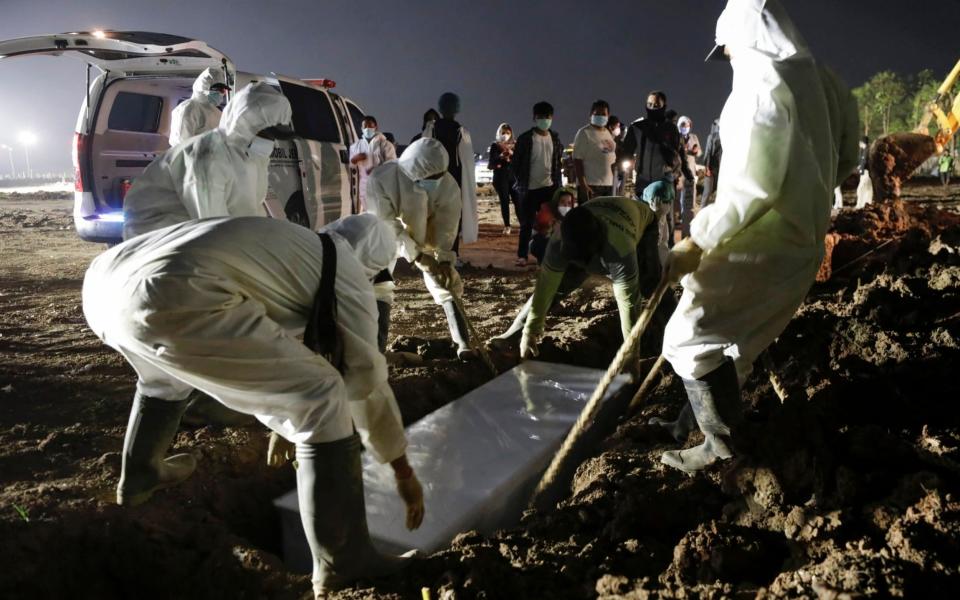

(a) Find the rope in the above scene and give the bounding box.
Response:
[453,294,498,377]
[761,352,790,404]
[627,354,667,414]
[531,275,671,504]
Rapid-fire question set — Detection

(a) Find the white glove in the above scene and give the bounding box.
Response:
[266,432,295,468]
[665,238,703,283]
[520,330,542,360]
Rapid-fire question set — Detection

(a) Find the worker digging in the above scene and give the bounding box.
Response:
[1,0,959,598]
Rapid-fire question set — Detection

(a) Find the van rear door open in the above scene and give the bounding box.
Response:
[0,31,235,242]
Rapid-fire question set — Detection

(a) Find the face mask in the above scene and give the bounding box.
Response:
[646,106,665,121]
[680,126,691,136]
[362,128,377,140]
[536,118,552,131]
[248,136,275,158]
[207,91,224,106]
[498,133,511,142]
[590,115,608,127]
[612,126,622,138]
[416,179,440,192]
[558,206,571,216]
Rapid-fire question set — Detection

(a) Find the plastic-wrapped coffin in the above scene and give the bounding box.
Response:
[273,360,630,571]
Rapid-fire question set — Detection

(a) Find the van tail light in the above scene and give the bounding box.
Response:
[303,78,336,89]
[72,133,88,193]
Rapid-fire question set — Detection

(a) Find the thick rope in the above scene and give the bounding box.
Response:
[531,276,671,504]
[453,294,498,377]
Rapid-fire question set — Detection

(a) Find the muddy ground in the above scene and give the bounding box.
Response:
[1,183,959,599]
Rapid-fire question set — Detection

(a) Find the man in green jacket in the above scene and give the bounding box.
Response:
[514,196,659,358]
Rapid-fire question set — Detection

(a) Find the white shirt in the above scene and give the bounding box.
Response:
[573,125,616,186]
[350,133,397,211]
[529,132,554,190]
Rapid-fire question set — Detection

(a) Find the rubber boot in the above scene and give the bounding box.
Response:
[117,392,197,506]
[296,434,410,595]
[661,360,740,475]
[442,300,475,360]
[376,300,391,354]
[182,392,256,427]
[648,402,697,443]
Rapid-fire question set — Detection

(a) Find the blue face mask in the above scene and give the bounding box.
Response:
[362,127,377,140]
[536,118,552,131]
[416,179,440,192]
[590,115,608,127]
[680,126,691,136]
[207,91,224,106]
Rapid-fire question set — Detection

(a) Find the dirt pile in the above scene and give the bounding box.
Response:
[331,203,960,599]
[869,133,938,202]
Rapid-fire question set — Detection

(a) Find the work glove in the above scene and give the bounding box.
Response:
[395,471,425,530]
[266,431,295,468]
[665,238,703,283]
[444,265,464,297]
[520,330,542,360]
[415,254,449,289]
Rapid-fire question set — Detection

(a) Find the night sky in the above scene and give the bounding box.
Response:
[1,0,958,173]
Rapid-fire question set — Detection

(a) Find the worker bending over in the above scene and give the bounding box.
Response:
[656,0,859,474]
[168,67,231,146]
[83,215,424,596]
[124,82,294,240]
[366,138,476,359]
[513,196,660,359]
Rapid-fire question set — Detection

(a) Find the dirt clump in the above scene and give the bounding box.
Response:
[869,132,938,201]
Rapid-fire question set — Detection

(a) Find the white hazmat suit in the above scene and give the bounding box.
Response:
[367,138,463,305]
[123,82,293,240]
[350,131,397,212]
[663,0,860,384]
[84,216,406,462]
[168,67,228,146]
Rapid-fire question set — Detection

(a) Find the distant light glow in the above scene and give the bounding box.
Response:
[621,160,632,171]
[18,131,37,146]
[92,30,106,39]
[95,212,125,222]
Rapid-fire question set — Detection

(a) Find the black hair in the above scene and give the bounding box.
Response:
[647,90,667,104]
[362,115,378,127]
[560,207,604,263]
[422,108,440,130]
[608,115,621,128]
[591,99,610,113]
[533,101,554,118]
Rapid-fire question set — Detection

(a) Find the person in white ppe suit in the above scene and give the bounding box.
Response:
[83,214,424,596]
[123,82,294,241]
[654,0,860,474]
[366,138,475,358]
[168,67,231,146]
[350,115,397,212]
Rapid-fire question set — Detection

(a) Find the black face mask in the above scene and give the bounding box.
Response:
[646,106,666,122]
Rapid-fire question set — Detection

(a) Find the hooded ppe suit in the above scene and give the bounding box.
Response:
[123,82,293,240]
[662,0,859,385]
[84,216,406,461]
[350,131,397,212]
[168,67,228,146]
[366,138,463,304]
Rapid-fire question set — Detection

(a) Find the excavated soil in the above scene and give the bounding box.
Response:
[2,188,960,598]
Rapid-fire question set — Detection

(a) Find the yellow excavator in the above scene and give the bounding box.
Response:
[870,58,960,201]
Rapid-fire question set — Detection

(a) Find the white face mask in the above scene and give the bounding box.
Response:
[498,133,511,142]
[612,126,622,138]
[416,179,440,192]
[248,136,275,158]
[558,206,572,216]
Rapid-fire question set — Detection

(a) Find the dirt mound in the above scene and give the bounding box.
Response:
[869,133,938,201]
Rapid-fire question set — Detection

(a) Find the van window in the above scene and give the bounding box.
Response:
[108,92,163,133]
[346,102,365,139]
[280,82,341,143]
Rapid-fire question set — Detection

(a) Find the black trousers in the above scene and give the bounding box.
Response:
[577,185,613,206]
[494,173,520,227]
[517,185,557,259]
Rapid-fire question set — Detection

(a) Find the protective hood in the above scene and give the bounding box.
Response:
[219,82,293,145]
[713,0,810,62]
[322,213,397,279]
[678,116,693,129]
[192,67,227,97]
[397,138,449,182]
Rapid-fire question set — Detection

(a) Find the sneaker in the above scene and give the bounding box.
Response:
[503,226,512,235]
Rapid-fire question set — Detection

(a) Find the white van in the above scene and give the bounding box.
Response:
[0,31,369,243]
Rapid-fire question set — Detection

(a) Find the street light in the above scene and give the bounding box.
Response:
[0,144,14,178]
[18,131,37,178]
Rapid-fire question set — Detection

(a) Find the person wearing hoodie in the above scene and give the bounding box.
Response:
[350,115,397,212]
[366,138,477,359]
[168,67,231,146]
[677,116,702,238]
[82,214,423,598]
[488,123,519,234]
[123,82,294,241]
[655,0,860,475]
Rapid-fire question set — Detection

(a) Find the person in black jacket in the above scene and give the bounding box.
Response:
[511,101,563,267]
[700,118,722,208]
[409,109,440,145]
[488,123,519,234]
[623,91,692,248]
